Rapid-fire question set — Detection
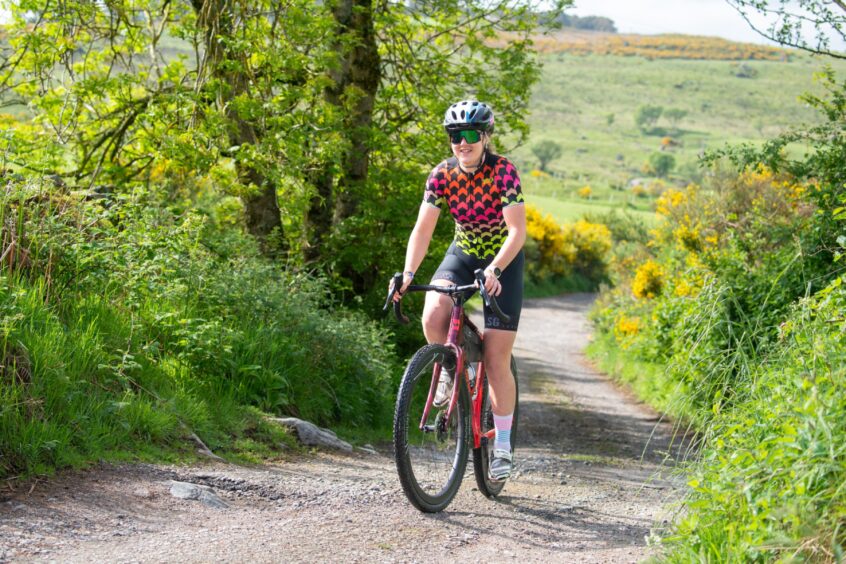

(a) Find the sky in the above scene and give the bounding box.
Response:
[569,0,769,44]
[569,0,846,50]
[0,1,843,51]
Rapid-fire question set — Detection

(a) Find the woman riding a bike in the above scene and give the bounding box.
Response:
[394,100,526,481]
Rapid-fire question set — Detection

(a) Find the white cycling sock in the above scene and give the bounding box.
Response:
[493,412,513,452]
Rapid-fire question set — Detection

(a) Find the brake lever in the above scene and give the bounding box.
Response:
[473,268,511,325]
[473,269,491,307]
[383,272,403,311]
[384,272,410,324]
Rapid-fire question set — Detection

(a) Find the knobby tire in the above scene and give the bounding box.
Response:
[393,344,469,513]
[473,355,519,498]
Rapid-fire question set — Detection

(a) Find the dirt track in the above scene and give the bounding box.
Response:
[0,294,682,563]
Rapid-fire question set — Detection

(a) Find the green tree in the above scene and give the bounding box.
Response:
[0,0,568,295]
[634,105,663,132]
[664,108,688,131]
[648,152,676,177]
[531,140,563,172]
[726,0,845,59]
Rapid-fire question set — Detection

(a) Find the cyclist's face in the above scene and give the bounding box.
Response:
[451,131,485,169]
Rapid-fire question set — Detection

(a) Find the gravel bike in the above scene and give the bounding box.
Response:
[384,269,519,513]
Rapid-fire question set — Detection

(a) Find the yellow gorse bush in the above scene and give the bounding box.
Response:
[632,259,664,299]
[614,315,640,343]
[565,219,612,270]
[526,205,574,277]
[578,186,592,199]
[525,205,612,282]
[656,186,693,216]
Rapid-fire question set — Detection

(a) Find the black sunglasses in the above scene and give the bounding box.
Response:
[448,129,482,144]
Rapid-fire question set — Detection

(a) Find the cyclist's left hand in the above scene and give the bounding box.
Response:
[482,266,502,297]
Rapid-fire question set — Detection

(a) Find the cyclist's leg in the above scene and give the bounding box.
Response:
[483,329,517,416]
[482,251,523,415]
[422,281,453,345]
[423,243,475,344]
[482,251,522,479]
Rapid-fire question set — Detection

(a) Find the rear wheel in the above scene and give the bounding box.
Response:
[473,355,519,498]
[393,344,469,513]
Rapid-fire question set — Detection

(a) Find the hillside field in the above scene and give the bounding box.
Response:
[514,47,846,220]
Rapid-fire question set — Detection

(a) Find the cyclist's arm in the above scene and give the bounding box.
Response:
[398,203,441,295]
[484,204,526,296]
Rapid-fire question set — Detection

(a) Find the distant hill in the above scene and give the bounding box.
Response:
[511,49,846,222]
[496,30,790,61]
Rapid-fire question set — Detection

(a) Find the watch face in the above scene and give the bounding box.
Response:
[493,267,502,279]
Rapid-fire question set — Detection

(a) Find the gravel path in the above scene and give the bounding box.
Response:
[0,294,682,563]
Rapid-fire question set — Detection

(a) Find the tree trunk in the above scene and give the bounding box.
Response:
[194,0,284,254]
[305,0,380,262]
[304,171,334,263]
[330,0,380,223]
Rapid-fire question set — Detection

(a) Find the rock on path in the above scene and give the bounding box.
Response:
[0,294,683,563]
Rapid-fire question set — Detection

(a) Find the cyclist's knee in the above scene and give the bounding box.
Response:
[422,297,450,330]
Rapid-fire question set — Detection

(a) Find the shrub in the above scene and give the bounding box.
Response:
[648,152,676,177]
[524,205,611,289]
[635,105,663,132]
[578,185,593,199]
[564,220,612,276]
[531,140,563,172]
[632,260,664,299]
[0,178,399,480]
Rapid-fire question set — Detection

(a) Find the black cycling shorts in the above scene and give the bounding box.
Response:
[431,242,524,331]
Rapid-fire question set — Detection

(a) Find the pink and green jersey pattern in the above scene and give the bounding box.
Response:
[423,154,524,260]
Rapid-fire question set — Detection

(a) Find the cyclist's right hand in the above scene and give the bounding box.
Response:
[392,272,414,302]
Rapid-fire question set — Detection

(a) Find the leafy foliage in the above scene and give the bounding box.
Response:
[589,71,846,559]
[0,178,398,479]
[0,0,559,299]
[727,0,846,59]
[531,140,563,171]
[647,152,676,177]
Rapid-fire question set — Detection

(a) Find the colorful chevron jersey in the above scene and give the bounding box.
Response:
[423,154,524,260]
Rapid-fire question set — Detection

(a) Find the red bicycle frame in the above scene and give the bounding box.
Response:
[418,304,493,450]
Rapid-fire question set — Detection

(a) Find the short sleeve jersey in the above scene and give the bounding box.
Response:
[423,153,524,260]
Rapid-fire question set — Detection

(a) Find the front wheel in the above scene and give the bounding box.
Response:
[473,355,519,498]
[393,344,469,513]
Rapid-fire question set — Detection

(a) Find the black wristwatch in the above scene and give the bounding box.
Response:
[489,265,502,279]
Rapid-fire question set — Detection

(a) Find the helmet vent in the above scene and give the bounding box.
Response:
[443,99,494,133]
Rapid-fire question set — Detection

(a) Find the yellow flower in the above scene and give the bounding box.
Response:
[578,186,592,199]
[674,279,696,297]
[632,260,664,299]
[614,315,641,344]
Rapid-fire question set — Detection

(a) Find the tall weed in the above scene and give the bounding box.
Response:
[0,179,398,479]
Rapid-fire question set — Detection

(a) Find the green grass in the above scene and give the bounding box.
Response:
[528,193,656,225]
[0,183,400,481]
[585,332,692,423]
[515,52,846,222]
